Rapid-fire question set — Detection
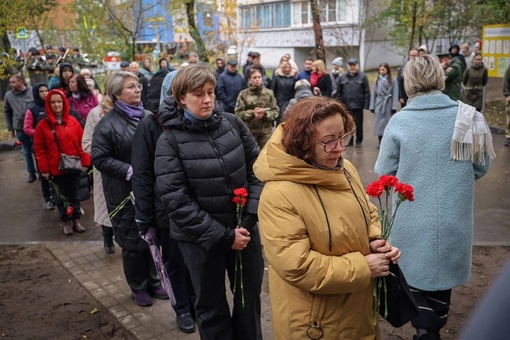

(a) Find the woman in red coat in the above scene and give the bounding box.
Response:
[34,89,91,235]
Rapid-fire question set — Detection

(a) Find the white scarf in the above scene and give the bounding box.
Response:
[451,101,495,165]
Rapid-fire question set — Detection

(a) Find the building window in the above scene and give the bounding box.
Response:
[292,0,348,26]
[240,2,292,29]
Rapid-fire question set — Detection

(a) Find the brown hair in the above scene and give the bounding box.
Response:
[377,63,393,86]
[282,97,355,161]
[171,64,216,110]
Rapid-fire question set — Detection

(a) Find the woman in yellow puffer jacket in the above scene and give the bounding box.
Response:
[254,97,401,340]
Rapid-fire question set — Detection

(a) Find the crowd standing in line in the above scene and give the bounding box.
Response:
[2,41,505,338]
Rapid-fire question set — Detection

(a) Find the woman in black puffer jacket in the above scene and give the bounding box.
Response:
[92,71,166,307]
[154,64,264,340]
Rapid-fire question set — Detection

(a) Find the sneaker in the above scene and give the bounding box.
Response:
[150,287,169,300]
[176,313,195,333]
[44,201,56,210]
[131,292,153,307]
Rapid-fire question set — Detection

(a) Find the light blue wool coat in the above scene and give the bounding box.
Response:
[375,92,490,291]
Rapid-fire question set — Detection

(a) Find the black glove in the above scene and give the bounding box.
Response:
[137,223,151,236]
[370,109,375,113]
[391,109,397,115]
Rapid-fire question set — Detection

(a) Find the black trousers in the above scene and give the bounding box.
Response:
[158,228,195,316]
[178,227,264,340]
[121,247,160,294]
[410,287,452,336]
[349,108,364,144]
[51,173,81,221]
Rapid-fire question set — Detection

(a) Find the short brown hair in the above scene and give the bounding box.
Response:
[171,64,216,110]
[282,97,355,161]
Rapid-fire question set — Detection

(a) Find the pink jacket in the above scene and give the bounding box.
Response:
[67,94,99,122]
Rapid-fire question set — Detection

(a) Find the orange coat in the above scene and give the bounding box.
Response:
[254,125,381,340]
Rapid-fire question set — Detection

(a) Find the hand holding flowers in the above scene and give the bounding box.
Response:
[366,175,414,325]
[232,187,249,307]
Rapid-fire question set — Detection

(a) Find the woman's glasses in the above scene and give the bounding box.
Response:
[125,83,143,91]
[316,132,353,153]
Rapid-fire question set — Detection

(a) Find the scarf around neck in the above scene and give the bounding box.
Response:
[115,101,144,121]
[451,101,495,165]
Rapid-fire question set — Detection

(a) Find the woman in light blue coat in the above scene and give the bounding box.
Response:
[375,54,494,340]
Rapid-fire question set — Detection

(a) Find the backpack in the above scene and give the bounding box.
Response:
[145,69,169,114]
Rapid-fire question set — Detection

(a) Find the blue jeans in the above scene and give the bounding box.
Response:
[16,130,35,174]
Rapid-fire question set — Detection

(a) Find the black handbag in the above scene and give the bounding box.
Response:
[46,119,82,173]
[379,262,419,327]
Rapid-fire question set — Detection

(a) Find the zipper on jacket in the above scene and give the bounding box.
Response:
[205,128,232,193]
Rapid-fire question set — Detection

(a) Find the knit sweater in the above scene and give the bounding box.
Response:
[374,92,490,291]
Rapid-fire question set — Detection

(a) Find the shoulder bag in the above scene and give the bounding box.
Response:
[46,118,82,173]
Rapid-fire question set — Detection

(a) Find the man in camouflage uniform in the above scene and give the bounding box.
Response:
[26,49,51,85]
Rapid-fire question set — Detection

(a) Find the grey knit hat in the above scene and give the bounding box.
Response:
[332,57,343,67]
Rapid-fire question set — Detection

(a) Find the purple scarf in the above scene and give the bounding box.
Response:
[115,101,144,121]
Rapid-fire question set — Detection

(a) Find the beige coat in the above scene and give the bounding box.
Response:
[82,105,112,227]
[254,125,381,340]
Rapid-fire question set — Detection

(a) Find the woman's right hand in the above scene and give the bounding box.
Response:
[42,172,50,179]
[231,227,251,250]
[365,253,390,278]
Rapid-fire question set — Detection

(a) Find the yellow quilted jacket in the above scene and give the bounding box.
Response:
[254,125,381,340]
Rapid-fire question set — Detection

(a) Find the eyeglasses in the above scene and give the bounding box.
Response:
[125,83,143,91]
[316,132,353,153]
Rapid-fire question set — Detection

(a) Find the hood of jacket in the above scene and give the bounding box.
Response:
[44,89,71,124]
[29,82,47,112]
[254,124,353,191]
[158,95,224,132]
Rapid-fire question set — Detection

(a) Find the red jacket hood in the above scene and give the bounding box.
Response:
[45,89,71,124]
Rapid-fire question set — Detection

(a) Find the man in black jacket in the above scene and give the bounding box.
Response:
[397,48,418,108]
[129,62,149,107]
[216,59,244,113]
[335,58,370,146]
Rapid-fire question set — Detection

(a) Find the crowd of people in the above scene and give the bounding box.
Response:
[1,40,503,339]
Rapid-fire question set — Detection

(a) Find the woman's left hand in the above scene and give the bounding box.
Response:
[82,167,88,172]
[370,239,401,264]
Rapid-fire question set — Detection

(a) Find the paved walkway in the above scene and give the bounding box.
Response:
[46,241,274,339]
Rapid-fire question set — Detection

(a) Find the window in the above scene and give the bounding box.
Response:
[241,7,251,28]
[292,0,348,26]
[242,2,292,29]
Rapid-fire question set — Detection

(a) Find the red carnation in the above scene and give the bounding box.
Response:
[232,196,247,206]
[233,187,248,198]
[395,183,414,202]
[366,181,385,198]
[66,206,74,216]
[379,175,399,190]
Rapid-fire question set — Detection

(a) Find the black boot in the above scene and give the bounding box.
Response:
[101,225,115,254]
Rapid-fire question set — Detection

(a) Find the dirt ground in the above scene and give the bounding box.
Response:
[0,245,136,340]
[0,245,508,339]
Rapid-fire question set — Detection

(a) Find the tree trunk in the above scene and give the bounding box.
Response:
[408,1,418,53]
[310,0,325,62]
[185,0,208,62]
[0,32,11,52]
